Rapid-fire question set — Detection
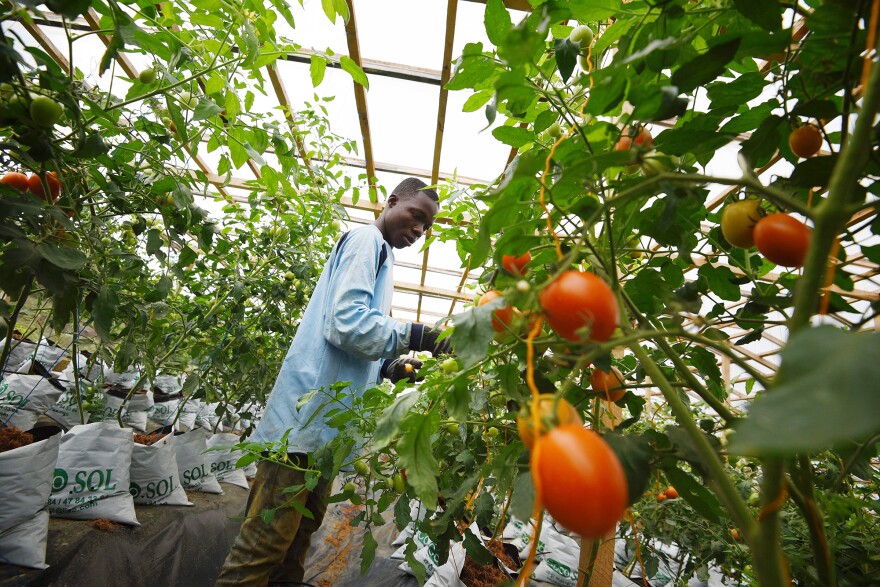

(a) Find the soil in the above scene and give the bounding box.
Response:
[0,426,34,453]
[460,540,520,587]
[133,432,168,445]
[92,518,123,532]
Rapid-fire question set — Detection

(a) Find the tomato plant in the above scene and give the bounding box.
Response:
[754,213,812,268]
[721,199,762,249]
[29,95,63,127]
[539,270,618,342]
[534,425,628,539]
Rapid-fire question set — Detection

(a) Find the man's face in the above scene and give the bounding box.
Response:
[382,192,439,249]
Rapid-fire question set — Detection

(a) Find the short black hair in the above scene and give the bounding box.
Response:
[391,177,439,202]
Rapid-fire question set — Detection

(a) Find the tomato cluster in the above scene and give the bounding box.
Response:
[1,170,62,202]
[720,200,811,268]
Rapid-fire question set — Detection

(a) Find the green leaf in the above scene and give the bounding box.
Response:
[372,392,418,450]
[733,0,782,31]
[484,0,512,46]
[225,90,241,118]
[570,0,618,21]
[340,56,369,89]
[333,0,350,23]
[554,38,579,83]
[463,528,493,565]
[321,0,336,22]
[509,471,535,523]
[492,125,537,148]
[310,56,327,87]
[92,286,117,341]
[604,432,653,507]
[664,467,723,523]
[450,305,496,367]
[38,244,87,270]
[396,411,440,509]
[730,327,880,455]
[360,530,377,575]
[462,90,494,113]
[144,276,172,302]
[671,38,742,93]
[193,100,223,122]
[698,264,741,302]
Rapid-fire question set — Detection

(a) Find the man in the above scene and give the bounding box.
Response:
[216,177,450,586]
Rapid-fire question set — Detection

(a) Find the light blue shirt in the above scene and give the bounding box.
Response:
[252,225,412,450]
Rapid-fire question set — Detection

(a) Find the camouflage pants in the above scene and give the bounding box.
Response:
[215,455,330,586]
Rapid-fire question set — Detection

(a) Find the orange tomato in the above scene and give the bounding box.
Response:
[1,172,29,192]
[27,172,61,202]
[502,251,531,276]
[665,485,678,499]
[477,290,514,333]
[788,125,822,158]
[590,366,627,402]
[534,425,628,538]
[516,394,583,450]
[753,213,811,268]
[539,271,618,343]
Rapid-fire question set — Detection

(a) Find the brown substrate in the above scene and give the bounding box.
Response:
[0,426,34,453]
[92,518,124,532]
[133,432,168,445]
[460,540,519,587]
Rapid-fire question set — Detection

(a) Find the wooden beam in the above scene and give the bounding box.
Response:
[19,19,70,71]
[343,0,378,206]
[418,0,460,322]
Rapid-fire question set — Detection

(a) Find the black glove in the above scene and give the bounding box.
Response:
[381,357,423,383]
[409,325,453,356]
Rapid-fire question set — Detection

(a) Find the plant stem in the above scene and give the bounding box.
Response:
[790,456,836,587]
[627,343,781,583]
[791,61,880,330]
[0,275,34,374]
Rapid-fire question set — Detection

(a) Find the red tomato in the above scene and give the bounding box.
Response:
[665,485,678,499]
[753,213,811,268]
[788,125,822,159]
[516,394,583,450]
[614,126,653,151]
[27,172,61,202]
[477,290,514,333]
[1,172,29,192]
[590,366,627,402]
[534,425,628,538]
[539,271,618,342]
[502,251,531,276]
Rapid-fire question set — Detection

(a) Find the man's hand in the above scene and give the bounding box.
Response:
[382,357,423,383]
[409,325,453,356]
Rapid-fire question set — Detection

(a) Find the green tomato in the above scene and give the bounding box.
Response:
[569,25,594,51]
[383,477,394,490]
[392,473,406,494]
[487,426,500,438]
[441,358,459,374]
[343,481,357,493]
[29,95,63,128]
[445,422,460,435]
[284,271,296,281]
[0,83,13,99]
[353,459,370,476]
[640,153,669,176]
[329,219,342,232]
[138,68,157,84]
[547,121,563,138]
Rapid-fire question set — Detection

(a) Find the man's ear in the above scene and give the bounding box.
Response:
[386,194,399,208]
